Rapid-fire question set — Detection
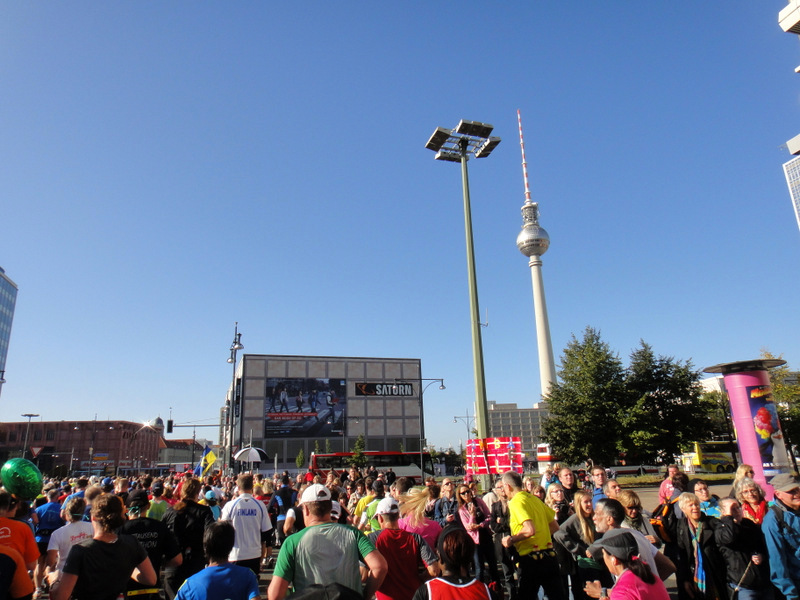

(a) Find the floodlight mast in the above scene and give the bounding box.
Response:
[425,120,500,444]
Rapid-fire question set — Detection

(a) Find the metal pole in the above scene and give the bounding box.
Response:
[459,141,489,441]
[21,414,37,459]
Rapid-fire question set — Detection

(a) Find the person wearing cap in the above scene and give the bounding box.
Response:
[762,472,800,600]
[367,497,438,600]
[500,470,564,600]
[583,531,670,600]
[220,474,273,577]
[101,477,115,494]
[199,490,221,521]
[267,483,388,600]
[147,481,169,521]
[118,489,183,600]
[359,479,387,534]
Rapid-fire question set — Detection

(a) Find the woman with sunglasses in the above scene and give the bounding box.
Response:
[616,490,661,548]
[457,485,499,586]
[735,478,768,526]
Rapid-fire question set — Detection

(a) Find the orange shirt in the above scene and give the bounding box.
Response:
[0,517,40,565]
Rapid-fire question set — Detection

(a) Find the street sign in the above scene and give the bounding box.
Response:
[30,447,43,458]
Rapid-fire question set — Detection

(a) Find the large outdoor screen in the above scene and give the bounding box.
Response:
[264,377,347,438]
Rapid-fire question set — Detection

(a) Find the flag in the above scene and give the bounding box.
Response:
[194,445,217,477]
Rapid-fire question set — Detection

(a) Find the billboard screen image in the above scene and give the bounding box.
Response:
[264,377,347,438]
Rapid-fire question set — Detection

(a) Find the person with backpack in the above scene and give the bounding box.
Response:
[762,473,800,600]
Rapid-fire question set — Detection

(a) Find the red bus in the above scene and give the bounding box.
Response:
[310,451,434,484]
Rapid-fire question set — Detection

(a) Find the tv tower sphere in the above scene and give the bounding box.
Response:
[516,202,550,257]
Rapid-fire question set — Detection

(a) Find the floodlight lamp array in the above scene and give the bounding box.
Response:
[425,120,501,162]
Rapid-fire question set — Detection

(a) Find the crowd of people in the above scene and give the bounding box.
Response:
[0,462,798,600]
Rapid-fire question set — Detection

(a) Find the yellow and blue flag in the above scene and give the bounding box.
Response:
[194,445,217,477]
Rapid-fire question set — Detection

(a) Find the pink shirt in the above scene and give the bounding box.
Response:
[397,517,442,550]
[611,569,670,600]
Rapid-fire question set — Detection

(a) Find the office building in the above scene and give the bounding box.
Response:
[223,354,427,471]
[0,267,18,397]
[487,400,549,459]
[0,418,162,477]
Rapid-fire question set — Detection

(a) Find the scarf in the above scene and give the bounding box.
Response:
[690,520,706,595]
[742,500,767,525]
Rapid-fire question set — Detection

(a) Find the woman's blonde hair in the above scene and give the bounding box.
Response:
[573,490,595,544]
[400,486,432,527]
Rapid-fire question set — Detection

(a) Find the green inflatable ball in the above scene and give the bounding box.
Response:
[1,458,43,500]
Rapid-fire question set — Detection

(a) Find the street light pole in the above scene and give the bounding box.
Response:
[226,322,244,475]
[426,121,500,443]
[21,413,39,459]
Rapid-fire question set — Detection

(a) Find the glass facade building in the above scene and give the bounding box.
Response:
[0,267,18,396]
[783,156,800,233]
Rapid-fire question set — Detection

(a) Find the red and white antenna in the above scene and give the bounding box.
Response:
[517,109,533,205]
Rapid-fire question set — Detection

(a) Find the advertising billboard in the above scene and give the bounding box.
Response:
[264,377,347,438]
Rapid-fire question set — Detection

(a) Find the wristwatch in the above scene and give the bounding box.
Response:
[600,588,609,599]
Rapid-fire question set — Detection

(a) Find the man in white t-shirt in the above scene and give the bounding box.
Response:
[590,498,675,580]
[220,473,272,577]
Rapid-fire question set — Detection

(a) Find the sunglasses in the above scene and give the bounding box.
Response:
[625,505,642,511]
[460,491,471,496]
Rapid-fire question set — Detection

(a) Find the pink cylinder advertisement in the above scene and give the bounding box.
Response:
[705,359,789,499]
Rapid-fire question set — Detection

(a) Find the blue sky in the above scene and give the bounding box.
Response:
[1,3,799,451]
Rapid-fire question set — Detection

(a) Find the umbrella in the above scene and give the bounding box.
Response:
[234,447,270,462]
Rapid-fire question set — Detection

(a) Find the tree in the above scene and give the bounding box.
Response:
[542,327,628,465]
[325,439,332,453]
[621,342,714,464]
[314,440,321,455]
[351,434,367,468]
[296,448,306,470]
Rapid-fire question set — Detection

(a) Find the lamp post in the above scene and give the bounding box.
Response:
[21,413,39,459]
[453,410,475,476]
[226,322,244,474]
[394,378,445,482]
[425,120,500,443]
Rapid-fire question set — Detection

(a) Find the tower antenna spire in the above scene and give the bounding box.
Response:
[517,109,533,206]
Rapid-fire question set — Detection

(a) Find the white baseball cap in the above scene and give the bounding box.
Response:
[300,483,331,504]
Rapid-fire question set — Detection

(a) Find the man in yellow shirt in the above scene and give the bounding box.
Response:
[501,471,564,600]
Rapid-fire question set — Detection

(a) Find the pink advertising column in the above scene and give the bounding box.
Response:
[704,359,789,500]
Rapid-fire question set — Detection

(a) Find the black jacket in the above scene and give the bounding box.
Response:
[676,515,727,600]
[714,515,771,591]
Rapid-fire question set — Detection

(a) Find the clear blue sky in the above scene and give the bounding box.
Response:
[1,3,799,451]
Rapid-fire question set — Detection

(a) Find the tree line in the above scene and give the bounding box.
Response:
[542,327,800,467]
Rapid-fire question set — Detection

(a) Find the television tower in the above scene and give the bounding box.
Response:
[514,110,556,397]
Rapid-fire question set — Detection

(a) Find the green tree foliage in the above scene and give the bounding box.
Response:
[542,327,628,465]
[314,440,321,455]
[543,329,714,466]
[296,448,306,470]
[761,350,800,452]
[351,434,367,468]
[621,342,713,464]
[325,439,332,453]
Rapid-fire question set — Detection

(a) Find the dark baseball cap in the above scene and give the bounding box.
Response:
[126,489,150,508]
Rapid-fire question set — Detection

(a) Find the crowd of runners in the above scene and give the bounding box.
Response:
[0,463,798,600]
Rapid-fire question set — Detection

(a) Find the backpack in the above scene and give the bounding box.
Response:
[649,498,678,543]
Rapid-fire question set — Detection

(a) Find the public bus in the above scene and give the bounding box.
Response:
[310,451,434,484]
[682,441,737,473]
